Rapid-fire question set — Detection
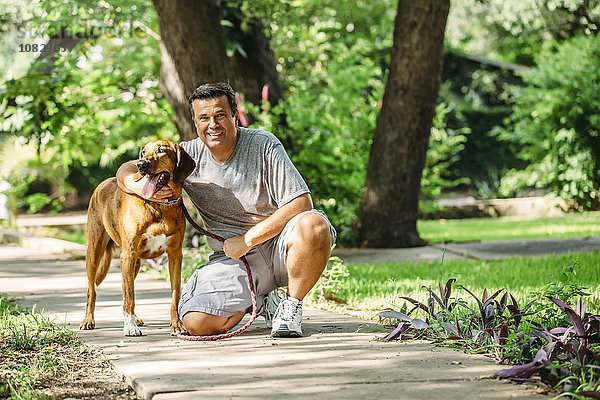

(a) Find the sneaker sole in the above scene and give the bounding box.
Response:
[271,325,302,338]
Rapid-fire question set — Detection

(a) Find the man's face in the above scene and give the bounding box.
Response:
[192,95,239,160]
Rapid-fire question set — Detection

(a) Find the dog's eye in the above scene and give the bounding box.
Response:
[157,146,165,154]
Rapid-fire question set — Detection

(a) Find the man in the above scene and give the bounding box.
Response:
[117,82,336,337]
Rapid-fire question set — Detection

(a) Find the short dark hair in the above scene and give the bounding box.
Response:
[188,82,238,120]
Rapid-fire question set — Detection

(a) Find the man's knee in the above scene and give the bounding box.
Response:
[182,311,242,336]
[292,213,332,249]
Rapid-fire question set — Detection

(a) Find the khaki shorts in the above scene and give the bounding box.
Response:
[178,210,337,318]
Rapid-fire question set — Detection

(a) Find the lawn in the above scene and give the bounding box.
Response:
[417,211,600,243]
[320,212,600,319]
[332,252,600,318]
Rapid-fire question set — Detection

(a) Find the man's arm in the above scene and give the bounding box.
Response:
[116,160,173,202]
[223,193,313,261]
[116,161,141,195]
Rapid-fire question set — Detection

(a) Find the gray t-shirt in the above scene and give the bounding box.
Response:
[180,127,310,253]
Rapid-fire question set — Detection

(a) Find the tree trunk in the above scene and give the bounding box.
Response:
[229,22,284,113]
[152,0,283,141]
[153,0,230,141]
[358,0,450,248]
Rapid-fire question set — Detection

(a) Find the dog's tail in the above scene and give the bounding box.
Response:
[95,239,115,286]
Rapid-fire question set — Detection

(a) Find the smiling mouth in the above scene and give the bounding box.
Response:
[207,131,223,137]
[141,171,171,200]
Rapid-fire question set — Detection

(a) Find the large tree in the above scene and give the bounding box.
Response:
[152,0,282,141]
[358,0,450,248]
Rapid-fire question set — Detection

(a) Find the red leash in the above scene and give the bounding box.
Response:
[177,203,258,341]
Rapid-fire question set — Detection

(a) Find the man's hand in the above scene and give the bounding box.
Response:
[223,235,251,261]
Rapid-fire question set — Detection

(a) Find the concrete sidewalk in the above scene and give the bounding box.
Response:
[0,244,548,399]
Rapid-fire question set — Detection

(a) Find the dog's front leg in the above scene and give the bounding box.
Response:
[167,247,185,335]
[121,251,142,336]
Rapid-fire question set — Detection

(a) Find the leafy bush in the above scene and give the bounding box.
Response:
[0,4,175,213]
[378,269,600,397]
[503,34,600,209]
[420,102,470,200]
[248,86,467,245]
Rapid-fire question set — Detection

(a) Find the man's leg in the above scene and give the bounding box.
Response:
[178,254,262,336]
[182,311,245,336]
[269,212,333,337]
[285,212,333,300]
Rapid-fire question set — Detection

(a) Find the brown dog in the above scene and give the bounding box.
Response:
[80,140,195,336]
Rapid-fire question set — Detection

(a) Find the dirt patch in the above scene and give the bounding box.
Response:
[0,343,142,399]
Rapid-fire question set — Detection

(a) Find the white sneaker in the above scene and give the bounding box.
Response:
[271,295,303,337]
[260,290,281,329]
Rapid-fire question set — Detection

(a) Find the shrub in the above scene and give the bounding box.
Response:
[378,267,600,397]
[504,34,600,209]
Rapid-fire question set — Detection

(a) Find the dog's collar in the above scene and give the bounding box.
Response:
[162,197,182,206]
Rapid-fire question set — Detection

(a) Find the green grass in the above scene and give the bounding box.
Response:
[0,295,81,399]
[329,252,600,319]
[39,227,87,245]
[417,211,600,243]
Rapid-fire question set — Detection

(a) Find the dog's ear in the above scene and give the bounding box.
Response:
[173,144,196,183]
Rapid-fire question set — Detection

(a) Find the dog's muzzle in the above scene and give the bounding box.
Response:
[140,171,171,200]
[137,159,151,174]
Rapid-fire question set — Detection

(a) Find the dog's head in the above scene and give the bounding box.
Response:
[134,140,196,200]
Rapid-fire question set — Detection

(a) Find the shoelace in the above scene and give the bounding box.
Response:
[277,300,300,322]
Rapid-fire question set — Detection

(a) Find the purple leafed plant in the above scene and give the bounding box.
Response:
[495,296,600,397]
[377,309,428,342]
[378,278,600,397]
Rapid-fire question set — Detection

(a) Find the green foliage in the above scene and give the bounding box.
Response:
[241,0,394,244]
[420,102,469,200]
[444,1,600,204]
[530,262,590,329]
[0,295,81,399]
[180,247,212,283]
[504,34,600,209]
[446,0,600,65]
[241,0,464,243]
[437,52,523,198]
[0,0,175,212]
[306,254,350,303]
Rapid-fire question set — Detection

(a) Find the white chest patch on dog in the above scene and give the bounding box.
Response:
[143,234,170,253]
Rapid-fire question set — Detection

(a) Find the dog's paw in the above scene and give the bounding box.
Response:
[123,325,143,336]
[170,319,185,336]
[79,317,95,330]
[135,315,144,326]
[123,313,142,336]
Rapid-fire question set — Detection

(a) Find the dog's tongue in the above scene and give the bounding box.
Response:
[141,174,161,199]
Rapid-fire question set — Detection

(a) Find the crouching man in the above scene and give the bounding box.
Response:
[117,82,336,337]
